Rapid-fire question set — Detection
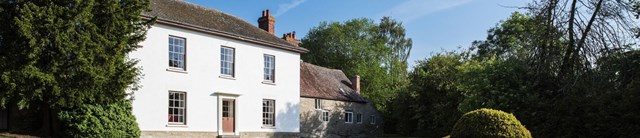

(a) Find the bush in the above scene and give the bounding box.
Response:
[58,100,141,138]
[450,108,531,138]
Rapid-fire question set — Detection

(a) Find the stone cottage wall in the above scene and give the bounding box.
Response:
[300,97,383,138]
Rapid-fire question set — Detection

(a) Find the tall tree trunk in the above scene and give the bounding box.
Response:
[561,0,579,76]
[571,0,604,66]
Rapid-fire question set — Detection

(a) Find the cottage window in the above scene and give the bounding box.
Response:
[168,36,186,70]
[262,99,275,127]
[263,55,275,82]
[168,91,186,125]
[356,113,362,124]
[220,46,235,76]
[314,99,322,109]
[370,115,376,124]
[322,111,329,122]
[345,111,353,123]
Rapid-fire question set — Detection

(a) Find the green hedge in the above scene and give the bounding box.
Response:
[58,101,140,138]
[450,108,531,138]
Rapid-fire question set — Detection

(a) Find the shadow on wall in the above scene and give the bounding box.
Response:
[300,102,344,138]
[276,102,300,132]
[301,101,381,138]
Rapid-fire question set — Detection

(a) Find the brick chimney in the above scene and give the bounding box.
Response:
[282,31,299,46]
[258,9,275,34]
[350,75,361,95]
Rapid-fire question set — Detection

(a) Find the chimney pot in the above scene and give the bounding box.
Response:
[258,9,275,35]
[282,31,300,46]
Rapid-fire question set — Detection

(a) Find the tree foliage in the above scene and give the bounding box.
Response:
[58,100,140,138]
[0,0,151,136]
[391,52,464,137]
[300,17,412,111]
[391,5,640,136]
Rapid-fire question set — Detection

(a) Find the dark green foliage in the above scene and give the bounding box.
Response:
[58,100,140,138]
[0,0,151,109]
[450,108,531,138]
[391,52,464,137]
[0,0,151,136]
[390,8,640,137]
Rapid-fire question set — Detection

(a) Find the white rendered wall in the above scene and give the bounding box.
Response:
[129,23,301,133]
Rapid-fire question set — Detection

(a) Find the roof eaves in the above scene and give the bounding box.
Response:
[300,95,368,103]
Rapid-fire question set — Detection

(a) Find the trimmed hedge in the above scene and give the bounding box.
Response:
[58,101,141,138]
[450,108,531,138]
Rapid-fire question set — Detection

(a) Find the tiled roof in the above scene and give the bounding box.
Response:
[143,0,307,53]
[300,62,367,103]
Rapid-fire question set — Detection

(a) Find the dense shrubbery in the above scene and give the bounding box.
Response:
[450,108,531,138]
[58,101,140,138]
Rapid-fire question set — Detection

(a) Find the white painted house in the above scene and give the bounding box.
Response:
[128,0,307,137]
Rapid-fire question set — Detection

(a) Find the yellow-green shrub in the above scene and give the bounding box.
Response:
[450,108,531,138]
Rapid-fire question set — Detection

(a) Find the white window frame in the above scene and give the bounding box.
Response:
[356,113,362,124]
[220,46,235,77]
[370,115,376,124]
[262,99,276,127]
[314,99,322,109]
[263,54,275,82]
[168,91,186,125]
[321,110,329,122]
[345,111,353,123]
[168,36,186,70]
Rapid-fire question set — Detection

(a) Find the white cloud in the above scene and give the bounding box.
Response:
[273,0,307,17]
[378,0,473,23]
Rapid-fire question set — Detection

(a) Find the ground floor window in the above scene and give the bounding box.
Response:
[168,91,186,125]
[322,110,329,122]
[262,99,275,127]
[345,111,353,123]
[370,115,376,124]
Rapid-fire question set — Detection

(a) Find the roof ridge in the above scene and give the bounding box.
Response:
[302,62,345,72]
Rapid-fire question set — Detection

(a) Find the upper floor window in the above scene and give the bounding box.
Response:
[314,99,322,109]
[168,36,186,70]
[168,91,186,125]
[220,46,235,77]
[356,113,362,124]
[263,54,275,82]
[262,99,275,127]
[345,111,353,123]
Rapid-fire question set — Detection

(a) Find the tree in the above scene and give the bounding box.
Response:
[0,0,152,136]
[300,17,412,111]
[391,52,464,137]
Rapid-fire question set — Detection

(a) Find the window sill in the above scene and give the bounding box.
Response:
[219,75,236,80]
[261,126,276,129]
[166,68,188,74]
[166,124,188,128]
[262,81,276,85]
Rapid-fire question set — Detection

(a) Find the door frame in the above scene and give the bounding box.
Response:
[213,92,240,136]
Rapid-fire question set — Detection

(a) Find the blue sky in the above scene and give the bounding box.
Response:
[185,0,528,67]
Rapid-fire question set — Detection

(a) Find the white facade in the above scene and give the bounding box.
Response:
[129,23,301,135]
